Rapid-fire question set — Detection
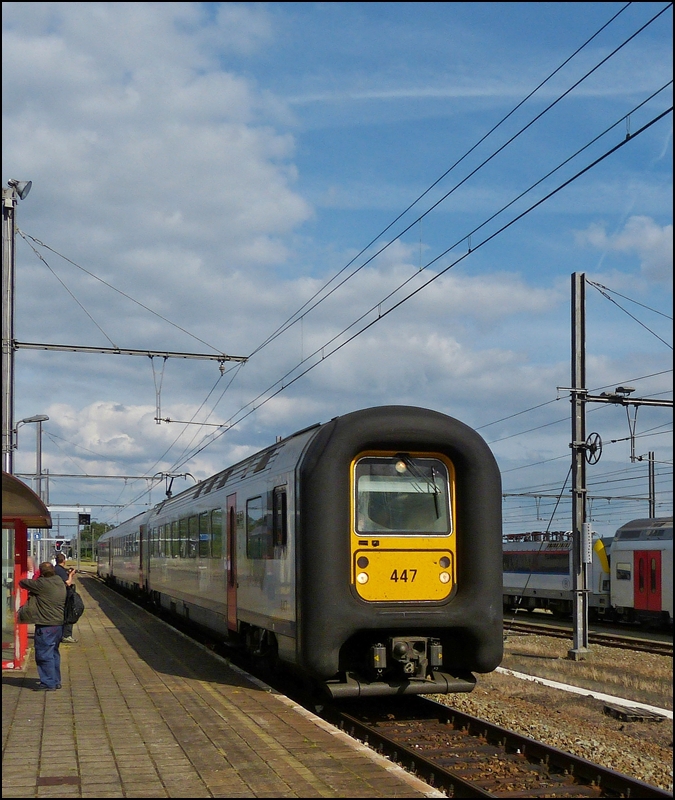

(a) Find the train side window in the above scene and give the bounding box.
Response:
[272,486,287,549]
[246,496,270,559]
[178,518,188,558]
[188,516,198,558]
[171,520,179,558]
[615,562,631,580]
[162,524,169,558]
[211,509,223,559]
[199,511,210,558]
[650,558,657,592]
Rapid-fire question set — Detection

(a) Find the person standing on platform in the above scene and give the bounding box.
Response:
[19,562,73,691]
[55,553,78,643]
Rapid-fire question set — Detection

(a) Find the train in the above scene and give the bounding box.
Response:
[97,405,503,698]
[502,517,673,627]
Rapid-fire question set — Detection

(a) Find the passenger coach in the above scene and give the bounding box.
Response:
[610,517,673,627]
[98,405,503,697]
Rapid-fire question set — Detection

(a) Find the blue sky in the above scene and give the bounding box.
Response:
[2,2,672,537]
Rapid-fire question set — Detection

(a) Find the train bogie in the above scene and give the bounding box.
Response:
[98,406,503,698]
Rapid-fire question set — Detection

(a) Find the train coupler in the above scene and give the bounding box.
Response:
[389,636,442,680]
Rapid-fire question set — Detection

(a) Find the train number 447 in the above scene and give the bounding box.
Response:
[390,569,417,582]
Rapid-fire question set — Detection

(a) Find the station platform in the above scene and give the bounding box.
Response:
[2,573,440,798]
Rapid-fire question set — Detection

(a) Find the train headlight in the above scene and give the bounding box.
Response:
[439,572,450,584]
[356,572,369,584]
[395,460,407,474]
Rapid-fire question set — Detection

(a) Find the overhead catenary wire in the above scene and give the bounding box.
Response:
[588,281,673,321]
[246,2,669,360]
[165,105,672,475]
[22,9,672,511]
[18,231,226,355]
[588,280,673,349]
[82,4,671,520]
[208,94,674,452]
[19,231,119,349]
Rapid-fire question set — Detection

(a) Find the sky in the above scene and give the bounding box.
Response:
[2,1,672,539]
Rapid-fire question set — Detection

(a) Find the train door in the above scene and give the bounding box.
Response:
[226,494,237,631]
[634,550,662,612]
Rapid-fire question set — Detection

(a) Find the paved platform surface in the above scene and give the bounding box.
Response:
[3,573,441,798]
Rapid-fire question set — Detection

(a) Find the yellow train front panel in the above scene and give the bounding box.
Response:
[353,549,454,601]
[351,451,456,602]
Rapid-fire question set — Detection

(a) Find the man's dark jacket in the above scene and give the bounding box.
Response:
[18,574,66,625]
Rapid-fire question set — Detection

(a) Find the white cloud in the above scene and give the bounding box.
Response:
[4,3,670,533]
[576,216,673,283]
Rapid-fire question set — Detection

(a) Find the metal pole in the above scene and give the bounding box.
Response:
[569,272,589,660]
[2,187,16,473]
[648,451,655,517]
[36,420,43,502]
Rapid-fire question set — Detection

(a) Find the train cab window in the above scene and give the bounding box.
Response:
[272,486,287,549]
[246,496,271,559]
[211,509,223,558]
[198,511,210,558]
[616,562,631,580]
[355,456,452,534]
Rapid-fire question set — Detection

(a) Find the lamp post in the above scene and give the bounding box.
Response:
[2,178,32,473]
[15,413,48,563]
[15,414,49,502]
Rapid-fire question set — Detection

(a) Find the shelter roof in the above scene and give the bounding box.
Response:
[2,472,52,528]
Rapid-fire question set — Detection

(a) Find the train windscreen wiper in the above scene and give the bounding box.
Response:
[401,456,442,519]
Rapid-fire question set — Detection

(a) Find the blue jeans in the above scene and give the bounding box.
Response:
[34,625,63,688]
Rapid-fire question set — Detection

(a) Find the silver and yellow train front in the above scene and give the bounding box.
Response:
[350,451,456,681]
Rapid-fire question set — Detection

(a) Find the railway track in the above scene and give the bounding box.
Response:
[100,577,671,797]
[326,696,672,798]
[504,620,673,656]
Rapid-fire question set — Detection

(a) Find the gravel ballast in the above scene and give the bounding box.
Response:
[432,632,673,792]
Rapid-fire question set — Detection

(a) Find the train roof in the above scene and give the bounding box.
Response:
[615,517,673,541]
[98,420,324,539]
[154,421,321,509]
[503,531,571,542]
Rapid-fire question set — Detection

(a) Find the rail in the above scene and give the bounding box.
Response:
[326,696,673,798]
[504,620,673,657]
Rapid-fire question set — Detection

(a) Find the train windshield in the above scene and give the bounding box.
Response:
[355,456,451,535]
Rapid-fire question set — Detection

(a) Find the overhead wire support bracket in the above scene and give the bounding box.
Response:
[13,341,248,362]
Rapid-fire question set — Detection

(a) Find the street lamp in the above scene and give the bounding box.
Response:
[2,178,32,473]
[15,415,49,503]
